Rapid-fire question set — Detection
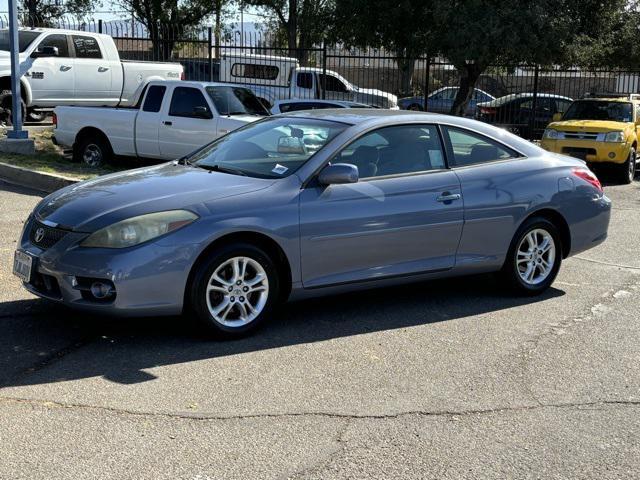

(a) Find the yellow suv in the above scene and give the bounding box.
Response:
[540,94,639,184]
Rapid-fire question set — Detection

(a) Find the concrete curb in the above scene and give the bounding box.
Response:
[0,162,78,194]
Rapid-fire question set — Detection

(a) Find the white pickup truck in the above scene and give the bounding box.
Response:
[0,27,183,123]
[53,81,269,166]
[219,53,398,110]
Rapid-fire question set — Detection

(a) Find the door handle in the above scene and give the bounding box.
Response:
[163,121,173,126]
[60,65,72,72]
[98,66,109,72]
[436,192,461,203]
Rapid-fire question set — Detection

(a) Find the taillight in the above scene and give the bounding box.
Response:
[572,167,603,192]
[479,107,496,115]
[52,112,57,128]
[180,71,185,81]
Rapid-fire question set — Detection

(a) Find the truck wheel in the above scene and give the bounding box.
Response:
[26,109,47,123]
[74,134,113,167]
[0,90,27,127]
[617,148,636,185]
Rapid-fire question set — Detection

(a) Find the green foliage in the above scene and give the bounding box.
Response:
[22,0,101,23]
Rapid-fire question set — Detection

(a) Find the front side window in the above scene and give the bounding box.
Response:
[36,34,70,57]
[191,117,348,178]
[0,30,41,52]
[519,98,552,112]
[334,125,446,179]
[169,87,212,118]
[297,72,313,89]
[444,127,519,167]
[72,35,102,59]
[206,86,269,116]
[563,100,633,123]
[319,74,348,93]
[143,86,166,113]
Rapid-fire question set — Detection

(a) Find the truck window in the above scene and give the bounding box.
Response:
[0,30,41,52]
[319,74,348,93]
[297,72,313,89]
[231,63,279,80]
[72,36,102,59]
[143,86,167,113]
[169,87,213,119]
[35,34,70,57]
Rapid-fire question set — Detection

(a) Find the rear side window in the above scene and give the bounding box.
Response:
[72,36,102,59]
[143,86,166,113]
[443,127,519,167]
[231,63,279,80]
[297,72,313,89]
[169,87,212,118]
[36,34,70,57]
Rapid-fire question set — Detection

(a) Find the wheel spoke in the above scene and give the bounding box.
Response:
[237,302,248,319]
[231,258,241,282]
[212,272,232,286]
[207,284,229,294]
[245,273,265,287]
[220,302,234,321]
[211,297,231,315]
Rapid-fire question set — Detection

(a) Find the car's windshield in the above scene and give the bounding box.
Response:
[190,117,348,178]
[0,30,41,52]
[563,100,633,122]
[205,86,270,116]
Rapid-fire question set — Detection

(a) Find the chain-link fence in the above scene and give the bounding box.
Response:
[2,15,640,138]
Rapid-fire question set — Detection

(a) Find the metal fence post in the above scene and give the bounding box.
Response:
[321,42,327,100]
[424,54,431,111]
[6,0,26,139]
[208,27,213,82]
[529,64,540,140]
[98,19,103,34]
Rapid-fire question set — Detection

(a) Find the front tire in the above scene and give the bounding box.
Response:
[189,243,280,338]
[616,147,636,185]
[0,90,27,126]
[501,217,562,295]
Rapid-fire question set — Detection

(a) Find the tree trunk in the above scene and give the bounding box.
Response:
[450,63,484,116]
[214,0,222,59]
[397,56,416,96]
[287,0,298,57]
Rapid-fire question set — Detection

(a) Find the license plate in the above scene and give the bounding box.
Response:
[13,250,34,283]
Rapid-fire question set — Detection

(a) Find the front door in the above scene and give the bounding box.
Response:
[27,33,74,104]
[135,85,167,158]
[319,73,352,102]
[158,86,218,159]
[299,124,464,288]
[71,35,114,104]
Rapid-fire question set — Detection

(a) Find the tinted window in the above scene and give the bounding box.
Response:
[206,86,269,116]
[556,99,572,113]
[72,35,102,59]
[143,86,166,113]
[231,63,279,80]
[169,87,212,118]
[335,125,446,179]
[520,97,552,112]
[444,127,518,167]
[563,100,633,122]
[431,88,456,101]
[0,30,41,52]
[36,34,69,57]
[297,72,313,89]
[319,74,348,93]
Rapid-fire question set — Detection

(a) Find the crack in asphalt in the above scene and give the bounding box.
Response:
[573,256,640,271]
[0,395,638,423]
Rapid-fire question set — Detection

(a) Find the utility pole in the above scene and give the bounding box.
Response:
[0,0,34,155]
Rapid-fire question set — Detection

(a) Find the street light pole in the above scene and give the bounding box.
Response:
[7,0,27,139]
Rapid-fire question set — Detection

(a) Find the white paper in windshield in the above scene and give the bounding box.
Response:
[272,164,288,175]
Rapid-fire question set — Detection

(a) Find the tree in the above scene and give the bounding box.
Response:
[244,0,333,61]
[22,0,100,24]
[116,0,214,61]
[432,0,627,115]
[331,0,435,94]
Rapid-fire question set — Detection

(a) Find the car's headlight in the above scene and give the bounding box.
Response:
[604,131,625,143]
[81,210,198,248]
[543,128,559,140]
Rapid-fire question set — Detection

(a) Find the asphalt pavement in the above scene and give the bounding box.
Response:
[0,178,639,479]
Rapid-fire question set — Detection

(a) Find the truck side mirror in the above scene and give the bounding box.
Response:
[192,106,212,119]
[31,46,59,58]
[552,112,563,122]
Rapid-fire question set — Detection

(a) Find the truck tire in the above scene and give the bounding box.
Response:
[616,148,636,185]
[73,133,113,167]
[26,109,47,123]
[0,90,27,127]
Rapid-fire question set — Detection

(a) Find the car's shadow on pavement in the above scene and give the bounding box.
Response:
[0,274,564,388]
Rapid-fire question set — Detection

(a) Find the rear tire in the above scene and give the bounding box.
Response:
[0,90,27,126]
[616,148,636,185]
[500,217,562,295]
[73,133,113,167]
[188,243,280,339]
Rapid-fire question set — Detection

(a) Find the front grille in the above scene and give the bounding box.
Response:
[561,131,600,140]
[29,220,69,250]
[562,147,597,161]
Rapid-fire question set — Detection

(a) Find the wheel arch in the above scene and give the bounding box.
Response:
[184,230,293,309]
[75,126,112,148]
[521,208,571,259]
[0,76,31,105]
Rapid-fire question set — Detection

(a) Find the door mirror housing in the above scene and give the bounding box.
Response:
[318,163,359,185]
[552,112,563,122]
[31,46,59,58]
[192,106,212,119]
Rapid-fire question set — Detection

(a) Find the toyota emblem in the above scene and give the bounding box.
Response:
[34,227,45,243]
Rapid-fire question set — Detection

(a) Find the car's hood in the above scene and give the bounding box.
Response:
[549,120,633,133]
[35,162,275,232]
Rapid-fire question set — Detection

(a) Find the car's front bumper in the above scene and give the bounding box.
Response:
[541,139,630,164]
[17,216,197,317]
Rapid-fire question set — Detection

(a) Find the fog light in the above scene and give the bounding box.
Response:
[609,152,616,159]
[90,281,114,299]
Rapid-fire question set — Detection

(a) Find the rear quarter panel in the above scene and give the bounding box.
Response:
[120,62,183,106]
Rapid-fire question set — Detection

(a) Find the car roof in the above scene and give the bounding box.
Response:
[574,97,636,103]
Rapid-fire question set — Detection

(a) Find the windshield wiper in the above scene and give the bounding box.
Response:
[199,164,248,176]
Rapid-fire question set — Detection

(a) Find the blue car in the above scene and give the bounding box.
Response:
[14,110,611,337]
[399,87,496,116]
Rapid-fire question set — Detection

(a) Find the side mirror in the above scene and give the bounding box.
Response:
[552,112,563,122]
[193,106,212,119]
[318,163,359,185]
[31,46,59,58]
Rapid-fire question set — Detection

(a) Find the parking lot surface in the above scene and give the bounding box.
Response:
[0,178,639,479]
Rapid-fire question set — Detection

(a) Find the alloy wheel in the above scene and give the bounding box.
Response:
[516,228,556,286]
[83,144,103,167]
